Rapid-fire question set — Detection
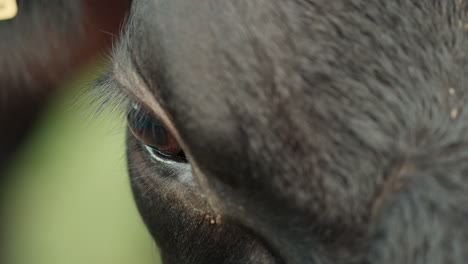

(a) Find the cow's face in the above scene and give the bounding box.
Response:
[97,0,468,263]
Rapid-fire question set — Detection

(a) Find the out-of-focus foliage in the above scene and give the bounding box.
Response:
[3,66,161,264]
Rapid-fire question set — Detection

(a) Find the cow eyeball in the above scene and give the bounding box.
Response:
[127,103,186,162]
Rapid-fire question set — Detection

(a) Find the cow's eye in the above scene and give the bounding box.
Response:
[127,104,186,162]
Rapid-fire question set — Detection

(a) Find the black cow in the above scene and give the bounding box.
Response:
[4,1,468,264]
[0,0,129,173]
[0,1,129,262]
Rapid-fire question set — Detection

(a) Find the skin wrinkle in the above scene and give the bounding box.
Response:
[371,157,413,218]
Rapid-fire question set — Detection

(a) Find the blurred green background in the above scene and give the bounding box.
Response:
[3,65,161,264]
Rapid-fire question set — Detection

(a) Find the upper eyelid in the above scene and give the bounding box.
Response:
[113,61,176,130]
[92,39,168,120]
[90,50,179,141]
[92,63,191,166]
[91,66,173,131]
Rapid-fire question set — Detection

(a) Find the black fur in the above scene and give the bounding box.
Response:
[100,0,468,263]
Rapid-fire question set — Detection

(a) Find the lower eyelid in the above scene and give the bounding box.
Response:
[144,145,179,164]
[143,145,195,185]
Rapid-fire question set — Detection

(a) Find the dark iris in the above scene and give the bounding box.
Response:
[127,104,186,161]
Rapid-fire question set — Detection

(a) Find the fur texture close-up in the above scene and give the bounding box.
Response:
[3,0,468,263]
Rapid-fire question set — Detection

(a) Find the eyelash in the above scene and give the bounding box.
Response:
[128,103,147,125]
[88,70,133,119]
[91,70,189,163]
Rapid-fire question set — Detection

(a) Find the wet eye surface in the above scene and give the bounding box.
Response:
[127,104,187,162]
